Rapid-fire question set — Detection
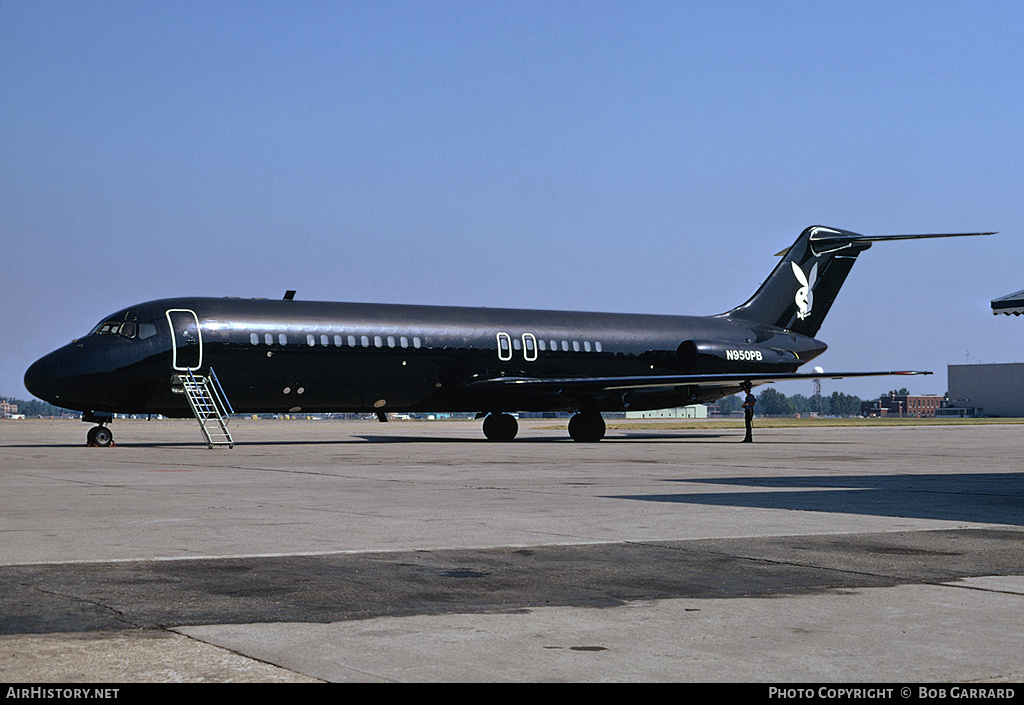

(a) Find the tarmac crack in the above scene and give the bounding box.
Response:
[20,583,147,631]
[629,540,917,585]
[936,581,1024,597]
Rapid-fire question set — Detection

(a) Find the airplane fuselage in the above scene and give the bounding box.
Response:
[26,296,825,419]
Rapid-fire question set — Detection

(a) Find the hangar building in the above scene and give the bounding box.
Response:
[944,289,1024,417]
[947,363,1024,417]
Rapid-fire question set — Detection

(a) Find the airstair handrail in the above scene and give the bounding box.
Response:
[207,367,234,416]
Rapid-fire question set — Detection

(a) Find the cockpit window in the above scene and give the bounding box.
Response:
[91,320,124,336]
[90,316,144,339]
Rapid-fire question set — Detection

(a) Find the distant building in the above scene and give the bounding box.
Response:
[626,405,708,419]
[934,406,980,418]
[947,363,1024,417]
[0,400,17,418]
[861,393,943,418]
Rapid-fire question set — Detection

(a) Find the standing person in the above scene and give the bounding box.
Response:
[740,382,755,442]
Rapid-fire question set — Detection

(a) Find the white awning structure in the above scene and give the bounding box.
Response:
[991,289,1024,316]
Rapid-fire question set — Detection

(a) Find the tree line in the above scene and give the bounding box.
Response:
[717,388,864,417]
[1,397,76,418]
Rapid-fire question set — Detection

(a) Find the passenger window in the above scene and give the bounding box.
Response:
[250,333,259,345]
[278,334,287,345]
[307,334,316,346]
[334,335,343,347]
[265,333,273,345]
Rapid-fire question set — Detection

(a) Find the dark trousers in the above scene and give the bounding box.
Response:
[744,411,753,441]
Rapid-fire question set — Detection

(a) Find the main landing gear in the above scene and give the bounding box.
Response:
[568,411,605,442]
[480,410,606,442]
[482,412,518,441]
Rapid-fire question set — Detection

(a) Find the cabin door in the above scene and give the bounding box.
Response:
[166,309,203,371]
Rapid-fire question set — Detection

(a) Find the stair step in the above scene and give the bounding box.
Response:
[174,369,235,448]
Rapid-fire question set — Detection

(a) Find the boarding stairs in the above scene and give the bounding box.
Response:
[176,368,235,448]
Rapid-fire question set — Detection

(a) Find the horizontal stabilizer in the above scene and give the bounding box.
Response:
[813,229,995,243]
[774,229,994,256]
[807,227,994,255]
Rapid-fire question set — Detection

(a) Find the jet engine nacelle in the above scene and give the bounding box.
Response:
[676,340,801,374]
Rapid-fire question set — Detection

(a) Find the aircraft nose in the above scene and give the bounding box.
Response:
[24,350,64,405]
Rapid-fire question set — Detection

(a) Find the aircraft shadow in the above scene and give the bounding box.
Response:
[3,430,738,448]
[607,473,1024,527]
[1,436,561,448]
[616,431,739,441]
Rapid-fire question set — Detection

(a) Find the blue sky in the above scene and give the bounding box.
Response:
[2,0,1022,402]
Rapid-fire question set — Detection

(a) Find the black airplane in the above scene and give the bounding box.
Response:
[24,225,989,447]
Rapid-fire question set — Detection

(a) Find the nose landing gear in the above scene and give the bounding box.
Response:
[86,425,114,447]
[83,411,115,447]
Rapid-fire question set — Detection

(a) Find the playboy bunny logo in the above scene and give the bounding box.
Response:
[792,261,817,320]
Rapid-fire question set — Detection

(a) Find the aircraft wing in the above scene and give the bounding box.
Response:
[465,369,931,394]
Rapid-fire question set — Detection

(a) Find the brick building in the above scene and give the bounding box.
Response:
[861,393,943,418]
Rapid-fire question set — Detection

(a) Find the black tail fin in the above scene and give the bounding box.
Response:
[722,225,992,337]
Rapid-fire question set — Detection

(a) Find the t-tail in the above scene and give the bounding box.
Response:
[722,225,993,337]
